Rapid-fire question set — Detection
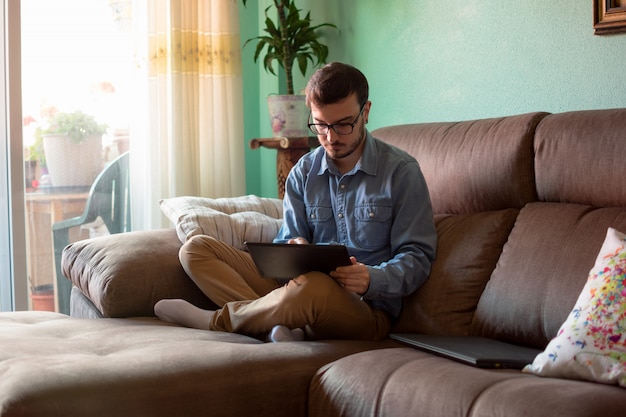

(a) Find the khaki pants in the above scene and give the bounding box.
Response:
[179,235,391,340]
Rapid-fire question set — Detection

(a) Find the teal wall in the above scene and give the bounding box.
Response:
[242,0,626,198]
[241,0,312,198]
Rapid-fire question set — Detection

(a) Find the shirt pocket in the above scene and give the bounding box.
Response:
[306,206,336,242]
[306,206,334,224]
[354,204,393,250]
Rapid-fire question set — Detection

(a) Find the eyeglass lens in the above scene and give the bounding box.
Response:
[309,124,353,135]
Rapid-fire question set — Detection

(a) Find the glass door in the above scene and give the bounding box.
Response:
[20,0,134,313]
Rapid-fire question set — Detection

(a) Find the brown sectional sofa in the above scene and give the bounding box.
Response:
[1,108,625,416]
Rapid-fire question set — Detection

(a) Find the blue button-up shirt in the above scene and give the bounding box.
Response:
[274,131,437,317]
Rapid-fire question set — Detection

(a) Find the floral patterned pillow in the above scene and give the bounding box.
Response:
[523,227,626,387]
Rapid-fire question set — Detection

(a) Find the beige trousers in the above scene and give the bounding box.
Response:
[179,235,391,340]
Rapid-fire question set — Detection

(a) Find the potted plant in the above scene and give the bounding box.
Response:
[242,0,338,138]
[28,276,55,312]
[41,110,107,187]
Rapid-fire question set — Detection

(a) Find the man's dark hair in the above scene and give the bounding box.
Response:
[305,62,369,108]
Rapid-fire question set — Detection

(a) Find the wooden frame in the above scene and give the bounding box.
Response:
[594,0,626,34]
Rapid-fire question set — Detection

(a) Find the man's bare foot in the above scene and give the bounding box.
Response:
[267,325,306,342]
[154,299,214,330]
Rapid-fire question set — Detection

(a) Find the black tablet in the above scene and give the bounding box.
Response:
[245,242,351,279]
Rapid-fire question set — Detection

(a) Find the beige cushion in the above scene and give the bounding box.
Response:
[159,195,283,249]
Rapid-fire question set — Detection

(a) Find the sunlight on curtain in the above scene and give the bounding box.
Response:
[133,0,245,230]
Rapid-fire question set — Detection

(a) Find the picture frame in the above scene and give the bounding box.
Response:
[594,0,626,35]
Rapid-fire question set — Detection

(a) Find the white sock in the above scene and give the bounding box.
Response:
[154,299,214,330]
[268,325,305,342]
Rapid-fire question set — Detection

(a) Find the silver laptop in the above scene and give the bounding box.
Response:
[390,333,542,369]
[245,242,351,280]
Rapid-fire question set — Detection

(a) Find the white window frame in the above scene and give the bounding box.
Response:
[0,0,28,312]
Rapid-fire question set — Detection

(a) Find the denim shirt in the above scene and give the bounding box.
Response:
[274,131,437,317]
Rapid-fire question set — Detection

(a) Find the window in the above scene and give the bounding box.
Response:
[0,0,135,312]
[1,0,245,312]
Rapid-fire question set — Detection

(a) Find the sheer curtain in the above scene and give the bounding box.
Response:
[132,0,245,230]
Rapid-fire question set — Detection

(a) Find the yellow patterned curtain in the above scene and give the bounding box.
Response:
[133,0,245,229]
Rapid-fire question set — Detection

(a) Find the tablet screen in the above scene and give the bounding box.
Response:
[245,242,351,279]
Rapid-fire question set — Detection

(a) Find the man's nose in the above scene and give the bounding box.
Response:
[325,128,338,142]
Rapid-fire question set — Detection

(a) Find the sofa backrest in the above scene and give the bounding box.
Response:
[375,112,546,336]
[534,108,626,207]
[373,112,548,215]
[470,108,626,348]
[378,108,626,347]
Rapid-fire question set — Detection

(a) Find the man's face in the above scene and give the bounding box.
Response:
[309,93,370,169]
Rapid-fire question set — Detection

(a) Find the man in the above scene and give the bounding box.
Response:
[155,62,437,342]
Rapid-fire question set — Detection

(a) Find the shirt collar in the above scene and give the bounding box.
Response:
[318,130,377,176]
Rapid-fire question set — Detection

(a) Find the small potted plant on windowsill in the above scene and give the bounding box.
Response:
[40,110,107,188]
[243,0,338,138]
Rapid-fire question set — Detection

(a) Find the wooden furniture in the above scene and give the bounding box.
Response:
[249,137,318,198]
[25,188,89,311]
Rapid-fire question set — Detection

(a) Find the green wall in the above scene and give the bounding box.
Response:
[241,0,312,198]
[242,0,626,198]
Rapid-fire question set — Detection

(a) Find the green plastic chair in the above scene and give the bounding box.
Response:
[52,151,131,315]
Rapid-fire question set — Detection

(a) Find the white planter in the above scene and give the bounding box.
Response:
[267,94,309,138]
[43,134,103,187]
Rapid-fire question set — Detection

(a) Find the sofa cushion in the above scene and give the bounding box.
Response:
[309,347,626,417]
[0,311,395,417]
[62,229,216,318]
[373,112,548,214]
[471,203,626,348]
[392,209,518,335]
[534,108,626,207]
[523,227,626,387]
[159,195,283,248]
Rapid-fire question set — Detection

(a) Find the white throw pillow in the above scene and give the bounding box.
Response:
[160,195,283,250]
[523,227,626,387]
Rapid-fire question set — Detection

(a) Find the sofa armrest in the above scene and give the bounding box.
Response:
[61,229,217,318]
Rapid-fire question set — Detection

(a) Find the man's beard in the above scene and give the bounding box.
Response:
[328,123,366,161]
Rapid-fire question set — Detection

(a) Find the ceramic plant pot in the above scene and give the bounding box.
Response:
[43,134,103,187]
[30,284,55,312]
[266,94,309,138]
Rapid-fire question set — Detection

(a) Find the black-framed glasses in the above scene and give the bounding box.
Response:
[308,103,365,136]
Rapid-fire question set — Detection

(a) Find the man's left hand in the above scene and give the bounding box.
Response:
[330,257,370,296]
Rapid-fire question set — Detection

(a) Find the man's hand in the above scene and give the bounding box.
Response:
[330,256,370,296]
[287,237,309,245]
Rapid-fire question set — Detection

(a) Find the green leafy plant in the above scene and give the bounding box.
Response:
[41,111,107,144]
[242,0,338,95]
[28,131,46,166]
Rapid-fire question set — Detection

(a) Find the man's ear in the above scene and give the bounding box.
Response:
[364,101,372,123]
